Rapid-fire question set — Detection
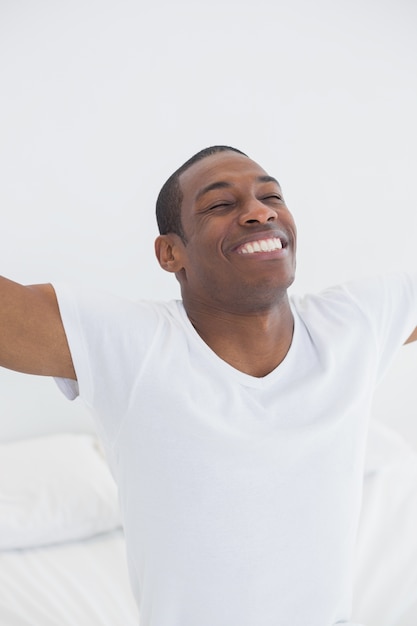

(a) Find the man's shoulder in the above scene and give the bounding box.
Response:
[291,272,417,311]
[290,272,417,340]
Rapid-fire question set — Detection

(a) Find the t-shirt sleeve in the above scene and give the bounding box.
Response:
[342,272,417,383]
[292,272,417,389]
[52,283,162,445]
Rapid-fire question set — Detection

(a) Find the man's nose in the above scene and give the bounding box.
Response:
[238,199,278,225]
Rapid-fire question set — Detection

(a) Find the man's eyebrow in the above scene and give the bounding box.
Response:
[257,175,281,187]
[196,176,281,200]
[196,181,233,200]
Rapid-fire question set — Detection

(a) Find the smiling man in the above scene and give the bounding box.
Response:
[1,145,417,626]
[155,147,297,378]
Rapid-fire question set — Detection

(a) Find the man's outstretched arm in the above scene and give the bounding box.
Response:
[0,277,76,380]
[405,327,417,344]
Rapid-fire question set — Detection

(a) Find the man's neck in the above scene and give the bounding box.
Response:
[183,296,294,378]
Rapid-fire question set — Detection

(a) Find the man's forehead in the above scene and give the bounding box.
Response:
[179,151,276,198]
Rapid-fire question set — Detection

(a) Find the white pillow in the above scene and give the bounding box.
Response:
[0,433,121,550]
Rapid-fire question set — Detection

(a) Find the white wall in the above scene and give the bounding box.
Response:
[1,0,417,443]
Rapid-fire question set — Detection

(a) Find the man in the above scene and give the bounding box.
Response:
[1,145,417,625]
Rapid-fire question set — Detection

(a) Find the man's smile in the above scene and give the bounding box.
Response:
[237,236,284,254]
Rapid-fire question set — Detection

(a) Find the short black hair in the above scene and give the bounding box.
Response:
[156,145,248,243]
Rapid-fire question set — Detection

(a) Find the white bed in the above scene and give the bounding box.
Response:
[352,421,417,626]
[0,434,139,626]
[0,423,416,626]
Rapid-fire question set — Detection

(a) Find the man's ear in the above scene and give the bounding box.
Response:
[154,234,186,273]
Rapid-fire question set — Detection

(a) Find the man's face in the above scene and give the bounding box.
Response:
[175,151,297,313]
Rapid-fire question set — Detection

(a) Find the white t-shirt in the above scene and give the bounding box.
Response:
[54,273,417,626]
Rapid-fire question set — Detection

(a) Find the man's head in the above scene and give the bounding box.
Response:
[154,147,297,314]
[156,146,248,244]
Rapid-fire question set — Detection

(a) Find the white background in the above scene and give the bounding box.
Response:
[1,0,416,444]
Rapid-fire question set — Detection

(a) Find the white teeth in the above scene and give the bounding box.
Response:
[239,237,283,254]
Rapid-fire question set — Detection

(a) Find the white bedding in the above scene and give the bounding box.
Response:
[352,422,417,626]
[0,434,139,625]
[0,530,138,626]
[0,424,416,626]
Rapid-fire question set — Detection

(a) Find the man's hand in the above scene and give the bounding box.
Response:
[0,277,76,379]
